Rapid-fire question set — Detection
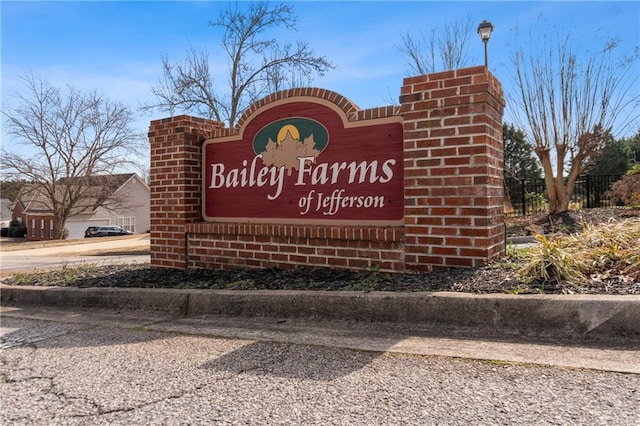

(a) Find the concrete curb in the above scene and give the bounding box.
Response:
[2,285,639,339]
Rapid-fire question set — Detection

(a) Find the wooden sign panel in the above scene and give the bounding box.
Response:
[202,100,403,223]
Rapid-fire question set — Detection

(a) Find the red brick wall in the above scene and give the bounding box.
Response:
[400,67,505,270]
[149,67,505,273]
[186,222,404,272]
[11,202,26,226]
[24,215,55,241]
[148,116,224,268]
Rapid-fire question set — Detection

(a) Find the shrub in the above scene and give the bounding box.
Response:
[6,219,27,237]
[8,224,27,238]
[524,191,547,214]
[626,164,640,175]
[606,174,640,206]
[517,234,587,286]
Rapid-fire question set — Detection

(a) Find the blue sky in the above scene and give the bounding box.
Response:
[1,1,639,163]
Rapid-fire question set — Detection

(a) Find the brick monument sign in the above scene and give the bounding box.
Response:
[148,66,505,273]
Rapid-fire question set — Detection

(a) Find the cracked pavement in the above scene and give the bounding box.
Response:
[1,313,639,425]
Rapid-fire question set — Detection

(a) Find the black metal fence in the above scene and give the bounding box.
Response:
[505,174,623,216]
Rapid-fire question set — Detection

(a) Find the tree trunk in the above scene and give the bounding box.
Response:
[552,177,571,214]
[503,181,515,215]
[55,216,67,240]
[536,149,569,214]
[55,226,65,240]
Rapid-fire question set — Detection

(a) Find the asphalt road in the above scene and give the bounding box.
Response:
[1,310,639,425]
[0,235,150,274]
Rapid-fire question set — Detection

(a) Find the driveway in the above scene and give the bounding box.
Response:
[0,235,150,275]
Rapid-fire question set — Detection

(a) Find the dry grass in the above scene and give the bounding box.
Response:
[517,218,640,290]
[572,219,640,279]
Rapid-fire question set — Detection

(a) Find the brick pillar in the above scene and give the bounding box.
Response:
[400,66,505,271]
[148,115,223,269]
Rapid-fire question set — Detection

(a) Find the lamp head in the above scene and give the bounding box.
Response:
[477,20,494,42]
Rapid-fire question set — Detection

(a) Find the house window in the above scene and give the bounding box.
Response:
[40,219,45,238]
[49,220,54,239]
[31,219,35,237]
[117,217,135,233]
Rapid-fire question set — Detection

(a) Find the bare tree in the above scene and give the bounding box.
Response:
[1,72,145,239]
[510,33,639,213]
[398,16,474,75]
[144,1,333,127]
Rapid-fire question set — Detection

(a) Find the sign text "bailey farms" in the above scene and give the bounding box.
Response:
[209,155,395,216]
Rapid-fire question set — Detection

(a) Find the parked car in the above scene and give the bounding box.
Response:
[85,226,133,237]
[84,226,100,238]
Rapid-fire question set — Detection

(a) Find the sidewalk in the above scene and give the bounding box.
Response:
[2,303,639,374]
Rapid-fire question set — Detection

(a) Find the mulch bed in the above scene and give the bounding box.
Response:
[2,208,639,295]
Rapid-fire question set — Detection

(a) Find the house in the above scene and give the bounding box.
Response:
[11,173,150,240]
[0,198,12,229]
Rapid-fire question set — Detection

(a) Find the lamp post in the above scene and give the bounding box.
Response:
[477,20,494,68]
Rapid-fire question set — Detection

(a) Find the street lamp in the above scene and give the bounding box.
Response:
[477,20,494,68]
